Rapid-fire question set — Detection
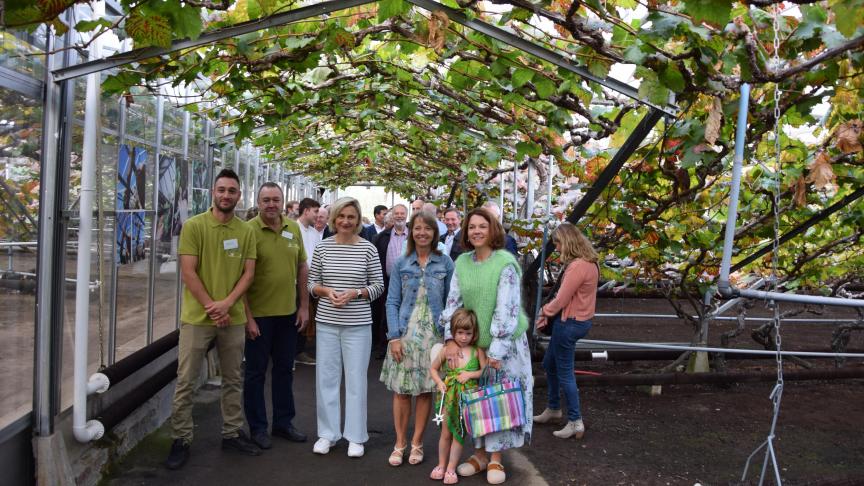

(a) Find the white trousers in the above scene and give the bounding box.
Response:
[315,323,372,444]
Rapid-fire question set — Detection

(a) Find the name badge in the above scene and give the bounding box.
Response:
[282,231,294,240]
[223,239,239,250]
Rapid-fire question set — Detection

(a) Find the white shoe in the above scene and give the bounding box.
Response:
[313,438,333,454]
[533,408,563,424]
[347,442,365,458]
[553,420,585,439]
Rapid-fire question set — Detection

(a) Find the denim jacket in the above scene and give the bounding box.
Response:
[385,251,454,340]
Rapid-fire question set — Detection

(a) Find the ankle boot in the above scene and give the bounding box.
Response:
[533,408,563,424]
[553,419,585,439]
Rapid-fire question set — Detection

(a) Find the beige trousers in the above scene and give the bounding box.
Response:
[171,323,245,442]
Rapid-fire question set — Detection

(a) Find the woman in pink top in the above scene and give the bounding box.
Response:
[533,223,599,440]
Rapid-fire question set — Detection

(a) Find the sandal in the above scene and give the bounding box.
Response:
[443,470,459,485]
[486,461,506,485]
[456,454,488,477]
[430,466,445,480]
[408,444,424,465]
[388,445,407,466]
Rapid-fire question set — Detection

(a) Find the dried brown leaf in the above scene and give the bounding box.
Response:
[834,120,863,154]
[704,97,722,145]
[805,152,836,190]
[426,11,449,52]
[793,175,807,208]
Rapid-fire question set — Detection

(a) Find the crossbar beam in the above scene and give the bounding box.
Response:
[526,108,664,277]
[406,0,677,115]
[731,185,864,272]
[52,0,378,82]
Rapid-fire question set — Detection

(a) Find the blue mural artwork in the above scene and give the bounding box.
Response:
[116,145,147,264]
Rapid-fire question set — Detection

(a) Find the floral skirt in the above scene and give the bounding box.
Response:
[380,288,441,396]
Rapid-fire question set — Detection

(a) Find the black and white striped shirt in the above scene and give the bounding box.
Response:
[308,237,385,326]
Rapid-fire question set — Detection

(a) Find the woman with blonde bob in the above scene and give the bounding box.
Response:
[534,223,599,440]
[308,197,385,458]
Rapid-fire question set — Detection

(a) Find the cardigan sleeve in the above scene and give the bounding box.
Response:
[488,264,522,361]
[438,270,463,340]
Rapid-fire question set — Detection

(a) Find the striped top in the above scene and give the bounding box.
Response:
[308,237,385,326]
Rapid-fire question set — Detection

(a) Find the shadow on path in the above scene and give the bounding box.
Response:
[104,358,543,486]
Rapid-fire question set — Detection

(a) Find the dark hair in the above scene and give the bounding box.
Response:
[405,212,442,257]
[214,168,240,187]
[374,205,388,216]
[460,208,505,251]
[450,308,479,345]
[298,197,321,214]
[443,208,461,218]
[257,182,283,199]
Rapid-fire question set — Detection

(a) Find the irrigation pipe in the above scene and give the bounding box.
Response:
[579,339,864,359]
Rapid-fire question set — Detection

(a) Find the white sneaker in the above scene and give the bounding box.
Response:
[553,420,585,439]
[347,442,365,458]
[313,438,333,454]
[533,408,563,424]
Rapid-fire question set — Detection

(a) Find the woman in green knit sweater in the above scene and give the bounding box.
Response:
[438,208,533,485]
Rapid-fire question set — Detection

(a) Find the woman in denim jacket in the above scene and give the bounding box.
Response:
[380,212,455,467]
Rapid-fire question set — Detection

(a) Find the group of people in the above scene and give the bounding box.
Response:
[164,169,601,486]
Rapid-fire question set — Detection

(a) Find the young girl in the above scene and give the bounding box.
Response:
[429,308,487,484]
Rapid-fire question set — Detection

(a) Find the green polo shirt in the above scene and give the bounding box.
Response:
[178,209,257,325]
[245,215,306,317]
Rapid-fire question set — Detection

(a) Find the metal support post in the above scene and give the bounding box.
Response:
[34,32,64,437]
[145,94,164,345]
[512,162,518,222]
[108,93,127,365]
[718,85,864,308]
[525,160,535,218]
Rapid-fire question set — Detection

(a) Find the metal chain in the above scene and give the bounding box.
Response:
[771,2,784,390]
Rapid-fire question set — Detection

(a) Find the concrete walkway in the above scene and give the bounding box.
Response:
[105,359,546,486]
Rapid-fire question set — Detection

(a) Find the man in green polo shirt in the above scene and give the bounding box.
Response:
[242,182,310,450]
[165,168,260,470]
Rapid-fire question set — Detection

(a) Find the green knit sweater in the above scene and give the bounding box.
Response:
[454,250,528,349]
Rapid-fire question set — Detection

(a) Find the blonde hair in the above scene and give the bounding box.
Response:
[450,308,479,345]
[553,223,598,264]
[327,197,363,235]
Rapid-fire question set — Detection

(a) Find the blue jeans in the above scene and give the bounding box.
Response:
[542,317,592,421]
[244,314,298,434]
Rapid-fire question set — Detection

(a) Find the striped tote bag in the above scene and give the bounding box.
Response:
[460,368,526,439]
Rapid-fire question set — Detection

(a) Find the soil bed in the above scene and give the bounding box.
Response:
[524,297,864,485]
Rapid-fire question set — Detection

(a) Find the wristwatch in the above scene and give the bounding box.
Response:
[356,288,362,299]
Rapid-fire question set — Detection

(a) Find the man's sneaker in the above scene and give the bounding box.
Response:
[533,408,563,424]
[164,439,190,470]
[552,419,585,439]
[347,442,365,458]
[295,352,316,365]
[313,437,333,454]
[222,431,262,456]
[251,431,272,450]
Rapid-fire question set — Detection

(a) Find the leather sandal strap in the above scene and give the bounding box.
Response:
[487,462,505,472]
[467,456,487,472]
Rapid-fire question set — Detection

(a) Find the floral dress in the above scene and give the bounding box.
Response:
[380,278,441,395]
[438,346,480,445]
[439,252,534,452]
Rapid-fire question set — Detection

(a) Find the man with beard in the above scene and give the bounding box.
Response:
[243,183,310,450]
[166,169,260,470]
[371,204,408,358]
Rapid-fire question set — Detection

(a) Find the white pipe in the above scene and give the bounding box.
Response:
[73,0,108,444]
[579,339,864,358]
[716,84,863,309]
